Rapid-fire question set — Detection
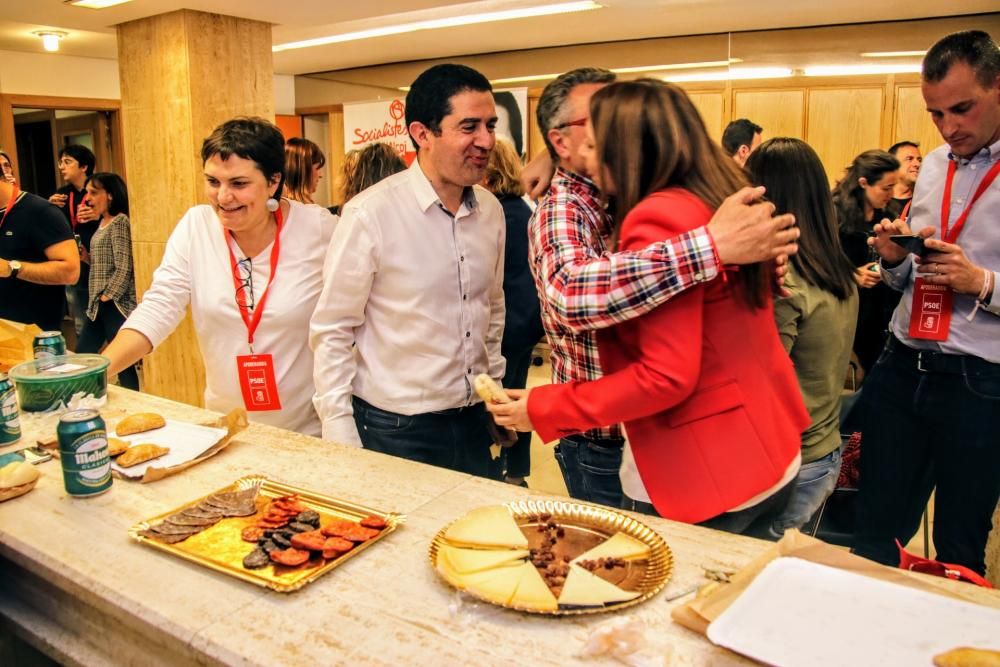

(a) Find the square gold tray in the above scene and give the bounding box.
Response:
[129,475,404,592]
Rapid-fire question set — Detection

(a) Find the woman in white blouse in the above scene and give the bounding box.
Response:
[103,117,333,435]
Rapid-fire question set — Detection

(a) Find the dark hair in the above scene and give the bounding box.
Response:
[831,149,899,235]
[201,117,285,199]
[923,30,1000,88]
[343,142,406,204]
[493,91,524,157]
[88,172,129,218]
[284,137,326,204]
[590,79,768,309]
[405,64,492,151]
[59,144,96,178]
[722,118,763,157]
[746,139,855,301]
[537,67,616,160]
[887,140,920,155]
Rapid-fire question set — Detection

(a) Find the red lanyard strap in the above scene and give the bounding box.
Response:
[940,158,1000,243]
[0,184,20,231]
[225,207,283,348]
[69,191,78,230]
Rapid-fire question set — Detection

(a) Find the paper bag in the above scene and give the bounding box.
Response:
[0,319,42,372]
[671,529,983,636]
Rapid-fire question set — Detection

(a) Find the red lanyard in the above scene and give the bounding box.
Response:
[899,199,911,222]
[940,157,1000,243]
[225,207,283,349]
[69,191,78,229]
[0,184,20,231]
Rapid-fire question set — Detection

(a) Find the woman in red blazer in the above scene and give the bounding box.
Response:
[490,80,809,532]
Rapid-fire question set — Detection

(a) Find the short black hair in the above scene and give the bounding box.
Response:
[722,118,763,156]
[59,144,96,178]
[923,30,1000,88]
[201,117,285,197]
[405,64,492,151]
[89,172,129,217]
[887,140,920,155]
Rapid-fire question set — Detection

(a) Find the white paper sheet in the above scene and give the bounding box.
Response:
[109,419,228,479]
[707,556,1000,667]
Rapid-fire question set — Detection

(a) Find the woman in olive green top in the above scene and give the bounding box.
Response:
[746,138,859,538]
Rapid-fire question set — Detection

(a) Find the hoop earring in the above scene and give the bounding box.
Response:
[266,197,279,212]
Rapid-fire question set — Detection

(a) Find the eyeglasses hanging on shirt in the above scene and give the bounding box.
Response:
[235,257,255,312]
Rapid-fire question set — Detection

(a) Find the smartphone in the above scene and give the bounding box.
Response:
[23,446,53,465]
[890,234,928,257]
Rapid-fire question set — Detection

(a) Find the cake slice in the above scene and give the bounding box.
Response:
[444,506,528,549]
[438,544,529,574]
[571,532,650,564]
[558,564,641,607]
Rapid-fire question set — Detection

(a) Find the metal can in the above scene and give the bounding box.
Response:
[57,409,112,497]
[33,331,67,359]
[0,372,20,446]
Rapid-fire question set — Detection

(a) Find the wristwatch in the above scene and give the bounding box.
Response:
[8,260,21,279]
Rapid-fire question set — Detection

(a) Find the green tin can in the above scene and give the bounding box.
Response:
[57,409,112,497]
[33,331,67,359]
[0,372,20,445]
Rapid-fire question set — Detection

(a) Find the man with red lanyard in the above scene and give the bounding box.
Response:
[0,179,80,330]
[857,30,1000,575]
[48,144,98,336]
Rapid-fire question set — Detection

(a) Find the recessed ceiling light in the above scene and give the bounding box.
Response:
[860,50,926,58]
[804,64,921,76]
[664,67,793,83]
[63,0,135,8]
[273,1,602,52]
[33,31,68,52]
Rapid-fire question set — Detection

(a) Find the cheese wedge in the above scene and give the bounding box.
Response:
[439,544,529,574]
[441,562,523,604]
[558,564,641,607]
[444,506,528,549]
[571,532,650,564]
[510,563,558,612]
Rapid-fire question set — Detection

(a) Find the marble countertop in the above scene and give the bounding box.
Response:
[2,387,998,666]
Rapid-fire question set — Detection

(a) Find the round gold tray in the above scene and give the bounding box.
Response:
[429,498,673,615]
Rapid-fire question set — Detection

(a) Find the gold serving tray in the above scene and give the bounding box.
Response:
[429,498,672,615]
[129,475,404,593]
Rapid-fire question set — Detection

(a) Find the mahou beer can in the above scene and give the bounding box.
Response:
[0,372,20,445]
[57,409,112,497]
[33,331,67,359]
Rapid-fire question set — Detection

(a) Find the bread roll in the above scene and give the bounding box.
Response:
[474,374,511,404]
[0,461,40,489]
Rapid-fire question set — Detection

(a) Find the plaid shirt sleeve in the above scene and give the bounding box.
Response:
[532,200,719,334]
[103,215,136,306]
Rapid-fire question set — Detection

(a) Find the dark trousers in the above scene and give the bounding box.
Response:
[622,481,794,539]
[500,343,534,479]
[853,337,1000,575]
[77,300,139,391]
[352,396,500,480]
[555,435,624,509]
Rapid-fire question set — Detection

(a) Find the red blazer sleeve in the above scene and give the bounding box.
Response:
[528,191,710,443]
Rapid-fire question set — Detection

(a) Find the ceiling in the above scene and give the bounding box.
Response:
[1,0,996,76]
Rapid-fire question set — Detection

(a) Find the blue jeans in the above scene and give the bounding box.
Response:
[769,448,842,539]
[554,435,623,508]
[352,396,500,480]
[853,337,1000,574]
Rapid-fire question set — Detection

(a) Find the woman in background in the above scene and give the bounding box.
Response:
[489,80,808,535]
[482,138,543,487]
[833,149,901,374]
[76,172,139,390]
[102,117,333,435]
[284,138,337,224]
[746,138,859,537]
[341,143,406,206]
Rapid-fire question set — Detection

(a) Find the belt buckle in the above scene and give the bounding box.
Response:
[917,351,928,373]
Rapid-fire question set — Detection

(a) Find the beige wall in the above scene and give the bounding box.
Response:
[0,49,121,98]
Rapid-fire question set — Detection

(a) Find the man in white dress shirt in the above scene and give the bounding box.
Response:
[311,64,506,479]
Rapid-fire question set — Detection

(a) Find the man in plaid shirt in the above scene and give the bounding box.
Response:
[528,68,799,508]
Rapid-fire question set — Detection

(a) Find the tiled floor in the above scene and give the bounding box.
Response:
[521,349,936,558]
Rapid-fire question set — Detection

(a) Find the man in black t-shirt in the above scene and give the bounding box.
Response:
[0,180,80,331]
[49,144,97,335]
[885,140,922,220]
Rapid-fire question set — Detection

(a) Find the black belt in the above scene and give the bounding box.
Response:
[887,335,1000,375]
[563,434,625,448]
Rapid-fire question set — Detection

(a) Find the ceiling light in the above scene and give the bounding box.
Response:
[804,64,921,76]
[33,31,67,52]
[63,0,135,7]
[664,67,792,83]
[273,1,602,52]
[483,59,741,87]
[860,50,926,58]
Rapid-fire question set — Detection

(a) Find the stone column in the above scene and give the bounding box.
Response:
[117,10,274,405]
